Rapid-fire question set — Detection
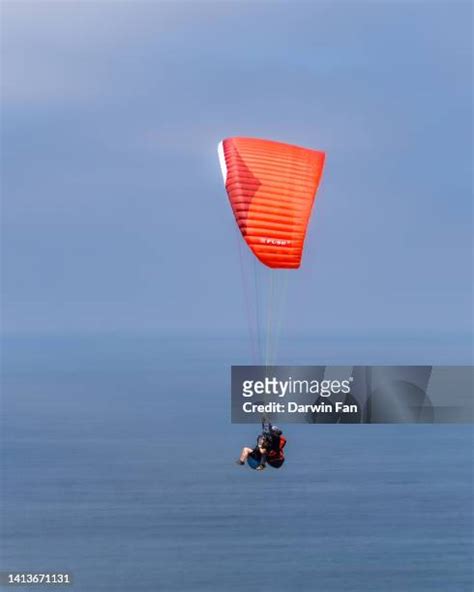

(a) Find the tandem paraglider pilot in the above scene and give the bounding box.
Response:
[236,423,286,471]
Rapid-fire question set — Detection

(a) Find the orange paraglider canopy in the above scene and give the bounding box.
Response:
[218,137,325,268]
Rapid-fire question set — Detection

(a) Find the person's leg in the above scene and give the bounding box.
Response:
[239,447,253,463]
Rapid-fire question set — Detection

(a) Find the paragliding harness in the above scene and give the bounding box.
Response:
[247,418,286,470]
[260,416,286,465]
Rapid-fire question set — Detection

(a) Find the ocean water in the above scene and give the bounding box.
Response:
[1,335,472,591]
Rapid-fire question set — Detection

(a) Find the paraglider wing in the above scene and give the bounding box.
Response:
[218,137,325,269]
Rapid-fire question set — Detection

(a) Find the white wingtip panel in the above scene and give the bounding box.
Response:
[217,141,228,185]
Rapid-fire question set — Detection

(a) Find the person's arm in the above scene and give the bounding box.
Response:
[258,446,268,466]
[262,417,272,435]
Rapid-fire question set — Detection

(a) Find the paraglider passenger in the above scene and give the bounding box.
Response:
[236,425,286,471]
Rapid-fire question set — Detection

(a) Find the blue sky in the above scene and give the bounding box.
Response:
[1,1,472,344]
